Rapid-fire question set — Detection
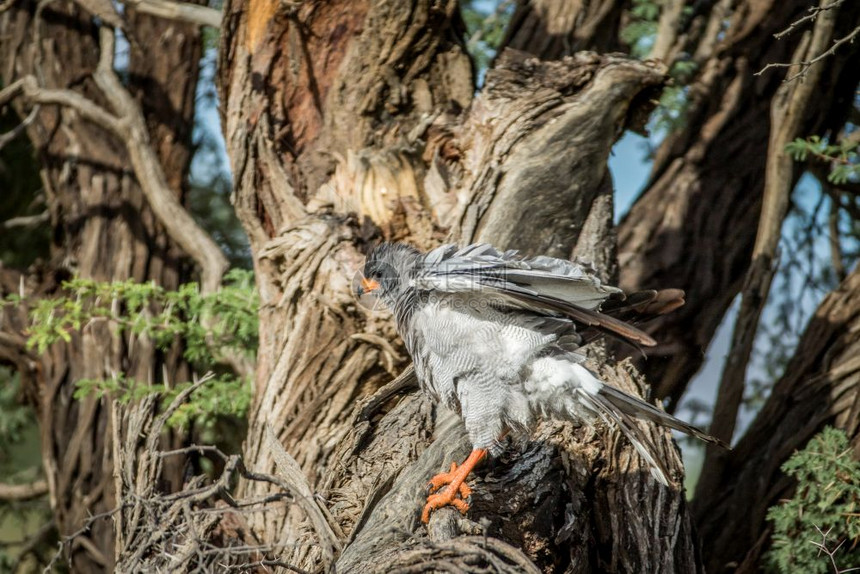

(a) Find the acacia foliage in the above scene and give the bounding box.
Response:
[2,270,257,429]
[765,427,860,574]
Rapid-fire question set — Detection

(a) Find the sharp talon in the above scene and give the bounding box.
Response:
[458,482,472,499]
[450,497,470,514]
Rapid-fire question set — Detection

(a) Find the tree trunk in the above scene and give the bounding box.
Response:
[218,1,703,571]
[0,2,203,569]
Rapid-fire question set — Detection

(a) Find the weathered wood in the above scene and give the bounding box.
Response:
[452,51,665,258]
[698,1,841,498]
[218,0,476,547]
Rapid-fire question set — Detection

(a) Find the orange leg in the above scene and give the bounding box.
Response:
[422,448,487,523]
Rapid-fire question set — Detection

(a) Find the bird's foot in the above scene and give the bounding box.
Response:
[422,474,472,523]
[421,449,487,523]
[427,462,473,497]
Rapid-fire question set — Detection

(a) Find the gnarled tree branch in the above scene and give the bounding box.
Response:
[696,0,840,500]
[119,0,221,28]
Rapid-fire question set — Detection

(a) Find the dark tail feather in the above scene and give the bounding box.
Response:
[577,379,729,486]
[581,289,686,346]
[580,389,673,485]
[600,289,686,318]
[597,384,729,449]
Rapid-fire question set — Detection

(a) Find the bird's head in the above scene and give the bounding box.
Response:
[356,242,421,309]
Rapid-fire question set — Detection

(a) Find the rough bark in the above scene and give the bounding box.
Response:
[0,2,204,569]
[499,0,627,59]
[693,264,860,572]
[495,7,860,571]
[616,0,860,408]
[218,0,475,548]
[219,1,703,571]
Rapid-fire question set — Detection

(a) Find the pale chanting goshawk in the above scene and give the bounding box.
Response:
[357,242,725,523]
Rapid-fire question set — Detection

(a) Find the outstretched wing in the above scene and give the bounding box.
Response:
[413,243,658,347]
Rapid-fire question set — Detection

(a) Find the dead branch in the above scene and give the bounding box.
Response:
[452,51,667,256]
[42,507,123,573]
[0,479,48,501]
[92,27,228,295]
[264,425,341,566]
[109,374,323,572]
[354,365,418,423]
[119,0,221,28]
[774,0,845,39]
[0,76,123,131]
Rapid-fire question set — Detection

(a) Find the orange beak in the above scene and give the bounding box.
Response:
[360,277,380,293]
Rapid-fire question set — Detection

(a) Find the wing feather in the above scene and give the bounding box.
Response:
[415,243,657,347]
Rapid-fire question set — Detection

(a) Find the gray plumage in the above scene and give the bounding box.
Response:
[361,242,725,485]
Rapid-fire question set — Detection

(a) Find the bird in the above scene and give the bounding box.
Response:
[357,242,726,523]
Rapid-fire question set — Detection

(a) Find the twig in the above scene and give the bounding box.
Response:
[118,0,222,28]
[758,0,858,81]
[0,479,49,501]
[2,211,50,229]
[42,506,123,573]
[774,0,844,39]
[809,525,860,574]
[783,26,860,82]
[0,104,40,152]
